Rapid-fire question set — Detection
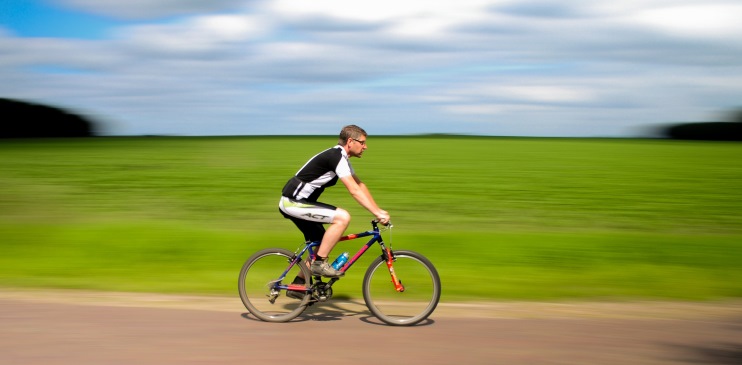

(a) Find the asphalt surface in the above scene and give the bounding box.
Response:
[1,290,741,365]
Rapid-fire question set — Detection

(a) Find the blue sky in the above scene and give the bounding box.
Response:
[1,0,118,38]
[1,0,741,136]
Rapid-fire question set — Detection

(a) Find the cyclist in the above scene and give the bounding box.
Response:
[279,125,391,279]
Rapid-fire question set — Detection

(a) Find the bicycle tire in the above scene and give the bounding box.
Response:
[238,248,311,322]
[362,249,441,326]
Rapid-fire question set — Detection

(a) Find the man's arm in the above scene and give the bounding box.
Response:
[340,174,390,224]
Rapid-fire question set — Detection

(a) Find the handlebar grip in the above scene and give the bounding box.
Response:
[372,219,392,227]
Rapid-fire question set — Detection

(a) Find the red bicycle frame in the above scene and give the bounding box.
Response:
[281,220,405,293]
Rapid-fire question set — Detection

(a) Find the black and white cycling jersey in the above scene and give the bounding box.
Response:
[281,145,354,202]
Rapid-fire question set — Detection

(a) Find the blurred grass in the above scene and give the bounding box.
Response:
[1,136,741,301]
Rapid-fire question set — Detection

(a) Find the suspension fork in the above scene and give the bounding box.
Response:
[381,243,405,292]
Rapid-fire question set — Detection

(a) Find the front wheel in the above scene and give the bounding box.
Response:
[362,250,441,326]
[238,248,311,322]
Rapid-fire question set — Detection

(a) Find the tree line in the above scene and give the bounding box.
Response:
[1,98,96,138]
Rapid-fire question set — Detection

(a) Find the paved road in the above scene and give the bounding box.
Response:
[1,291,741,364]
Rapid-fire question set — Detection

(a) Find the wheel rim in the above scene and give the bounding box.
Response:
[239,251,309,322]
[364,253,440,325]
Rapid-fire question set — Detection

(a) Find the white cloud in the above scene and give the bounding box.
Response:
[629,4,742,40]
[442,104,510,115]
[269,0,493,23]
[54,0,247,19]
[470,85,595,103]
[118,14,270,52]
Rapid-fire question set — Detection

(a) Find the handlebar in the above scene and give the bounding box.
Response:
[372,219,392,228]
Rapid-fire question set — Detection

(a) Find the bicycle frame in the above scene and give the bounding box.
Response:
[279,220,404,295]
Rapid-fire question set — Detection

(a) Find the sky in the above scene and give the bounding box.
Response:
[1,0,741,137]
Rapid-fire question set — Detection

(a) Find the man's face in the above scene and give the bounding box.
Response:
[348,136,367,157]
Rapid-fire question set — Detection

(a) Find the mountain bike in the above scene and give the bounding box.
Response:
[238,220,441,326]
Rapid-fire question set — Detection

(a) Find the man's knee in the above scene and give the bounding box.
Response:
[333,208,351,225]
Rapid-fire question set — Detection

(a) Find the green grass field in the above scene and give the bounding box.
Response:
[1,136,741,301]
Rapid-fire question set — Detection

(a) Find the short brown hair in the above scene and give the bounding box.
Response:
[338,125,367,145]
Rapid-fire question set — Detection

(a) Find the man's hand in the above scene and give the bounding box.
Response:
[376,210,391,226]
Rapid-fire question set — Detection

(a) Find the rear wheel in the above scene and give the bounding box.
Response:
[238,248,311,322]
[362,250,441,326]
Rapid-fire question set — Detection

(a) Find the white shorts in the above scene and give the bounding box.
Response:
[278,196,337,224]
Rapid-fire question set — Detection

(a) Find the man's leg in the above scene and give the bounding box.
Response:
[308,208,351,278]
[279,197,348,277]
[316,208,350,258]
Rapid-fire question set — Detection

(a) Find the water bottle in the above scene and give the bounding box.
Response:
[331,252,349,270]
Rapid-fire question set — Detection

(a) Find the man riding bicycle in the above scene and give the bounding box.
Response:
[279,125,391,278]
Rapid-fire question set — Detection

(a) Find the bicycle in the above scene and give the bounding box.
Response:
[238,220,441,326]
